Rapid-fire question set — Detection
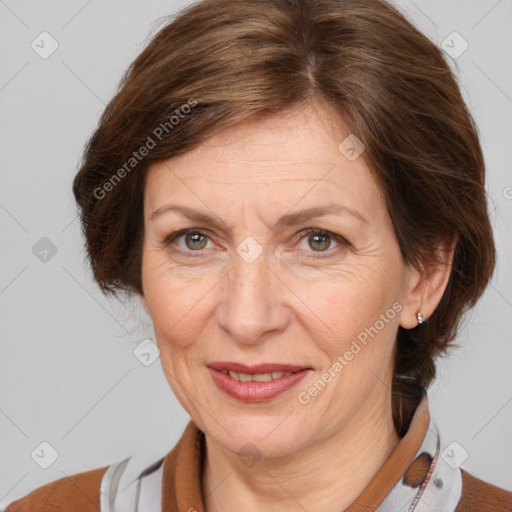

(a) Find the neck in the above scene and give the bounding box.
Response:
[202,387,400,512]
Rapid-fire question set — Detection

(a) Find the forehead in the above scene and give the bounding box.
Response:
[144,103,385,220]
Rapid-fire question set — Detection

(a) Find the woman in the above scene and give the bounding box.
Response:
[6,0,511,510]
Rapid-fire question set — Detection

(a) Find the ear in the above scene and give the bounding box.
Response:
[399,235,457,329]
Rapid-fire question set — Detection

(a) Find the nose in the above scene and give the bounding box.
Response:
[215,249,289,345]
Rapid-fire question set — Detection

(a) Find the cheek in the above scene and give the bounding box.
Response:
[298,261,400,326]
[141,254,218,350]
[292,260,403,362]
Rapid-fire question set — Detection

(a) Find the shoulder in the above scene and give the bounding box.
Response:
[455,469,512,511]
[4,465,109,512]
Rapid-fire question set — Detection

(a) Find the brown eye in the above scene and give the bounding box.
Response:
[296,228,349,258]
[162,229,214,259]
[307,232,331,252]
[183,232,208,250]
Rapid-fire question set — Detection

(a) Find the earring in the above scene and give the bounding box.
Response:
[417,311,424,325]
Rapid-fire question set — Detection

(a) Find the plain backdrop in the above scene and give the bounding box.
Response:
[1,0,511,508]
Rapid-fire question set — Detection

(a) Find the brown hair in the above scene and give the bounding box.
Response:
[72,0,495,434]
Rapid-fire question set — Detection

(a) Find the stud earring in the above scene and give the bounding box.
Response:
[417,311,424,325]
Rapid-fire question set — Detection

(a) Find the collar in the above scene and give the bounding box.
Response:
[100,387,463,511]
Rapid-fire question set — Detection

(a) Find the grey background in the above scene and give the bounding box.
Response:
[0,0,511,508]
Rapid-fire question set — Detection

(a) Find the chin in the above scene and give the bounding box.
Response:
[202,413,315,461]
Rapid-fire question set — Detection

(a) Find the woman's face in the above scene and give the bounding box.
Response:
[141,102,419,458]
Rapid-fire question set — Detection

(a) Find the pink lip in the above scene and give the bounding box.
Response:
[207,362,312,402]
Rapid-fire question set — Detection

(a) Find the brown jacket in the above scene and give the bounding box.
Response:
[5,408,512,511]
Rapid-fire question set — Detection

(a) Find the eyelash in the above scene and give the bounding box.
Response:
[162,228,349,259]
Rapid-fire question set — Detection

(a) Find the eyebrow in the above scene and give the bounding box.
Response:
[150,202,368,232]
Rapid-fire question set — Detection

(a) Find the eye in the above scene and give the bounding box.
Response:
[168,230,212,253]
[295,228,349,257]
[183,232,208,250]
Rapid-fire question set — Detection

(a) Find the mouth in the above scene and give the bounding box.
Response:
[207,361,312,401]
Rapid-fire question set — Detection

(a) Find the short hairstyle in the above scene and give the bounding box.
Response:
[72,0,495,433]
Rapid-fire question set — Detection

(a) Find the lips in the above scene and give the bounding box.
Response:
[208,362,310,374]
[207,361,312,401]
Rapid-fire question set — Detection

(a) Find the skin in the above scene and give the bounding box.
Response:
[140,100,453,512]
